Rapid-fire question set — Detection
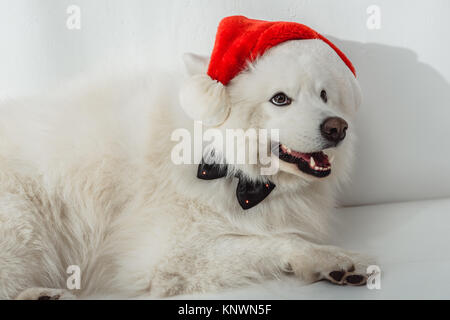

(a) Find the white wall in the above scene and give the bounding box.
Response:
[0,0,449,206]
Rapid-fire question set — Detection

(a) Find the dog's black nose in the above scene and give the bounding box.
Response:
[320,117,348,144]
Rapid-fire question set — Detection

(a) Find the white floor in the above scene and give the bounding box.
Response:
[176,198,450,299]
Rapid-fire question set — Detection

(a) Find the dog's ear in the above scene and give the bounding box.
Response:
[349,75,362,111]
[180,53,230,127]
[340,72,362,113]
[183,53,209,76]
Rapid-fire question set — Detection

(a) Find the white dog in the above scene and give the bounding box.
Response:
[0,17,371,300]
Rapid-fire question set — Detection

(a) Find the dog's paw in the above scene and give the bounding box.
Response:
[318,247,375,286]
[291,245,375,286]
[15,287,76,300]
[325,265,367,286]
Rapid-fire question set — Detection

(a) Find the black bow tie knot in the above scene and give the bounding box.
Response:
[197,161,275,210]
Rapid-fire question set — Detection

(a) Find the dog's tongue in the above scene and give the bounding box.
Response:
[289,150,330,167]
[311,152,330,167]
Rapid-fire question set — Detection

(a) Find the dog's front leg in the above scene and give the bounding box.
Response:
[284,238,375,285]
[218,234,374,286]
[150,234,374,297]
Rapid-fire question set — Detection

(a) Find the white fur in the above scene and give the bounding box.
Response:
[0,39,369,300]
[180,74,230,127]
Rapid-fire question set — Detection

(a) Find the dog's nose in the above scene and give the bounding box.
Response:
[320,117,348,144]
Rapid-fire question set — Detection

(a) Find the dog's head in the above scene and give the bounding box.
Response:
[180,39,361,185]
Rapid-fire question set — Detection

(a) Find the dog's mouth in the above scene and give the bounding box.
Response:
[277,143,331,178]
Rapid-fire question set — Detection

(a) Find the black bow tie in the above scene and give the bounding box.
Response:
[197,161,275,210]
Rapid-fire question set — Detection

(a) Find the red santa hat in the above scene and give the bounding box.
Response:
[180,16,355,126]
[207,16,355,85]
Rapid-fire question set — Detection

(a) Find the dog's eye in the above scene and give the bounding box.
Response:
[270,92,291,106]
[320,90,328,103]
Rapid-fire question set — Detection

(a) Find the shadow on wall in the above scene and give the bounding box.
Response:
[327,37,450,206]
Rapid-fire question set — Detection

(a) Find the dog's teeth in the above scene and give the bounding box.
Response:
[287,148,291,153]
[310,157,315,168]
[314,166,319,171]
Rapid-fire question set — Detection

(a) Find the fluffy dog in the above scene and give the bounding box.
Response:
[0,17,371,300]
